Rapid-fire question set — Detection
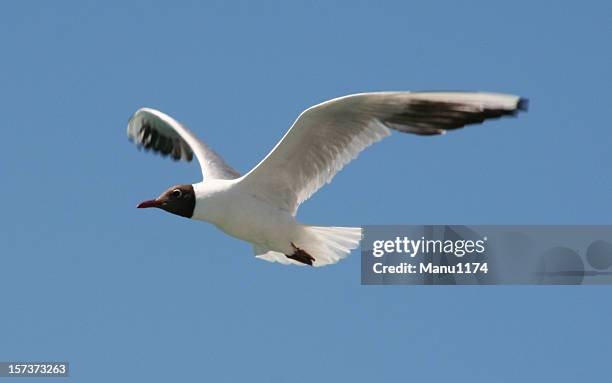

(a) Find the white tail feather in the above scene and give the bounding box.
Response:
[254,226,362,267]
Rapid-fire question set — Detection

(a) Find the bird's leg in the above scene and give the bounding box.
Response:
[286,243,315,266]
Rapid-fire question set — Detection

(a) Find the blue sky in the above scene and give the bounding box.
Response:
[1,1,611,381]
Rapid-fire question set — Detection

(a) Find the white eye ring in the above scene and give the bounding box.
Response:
[171,189,182,198]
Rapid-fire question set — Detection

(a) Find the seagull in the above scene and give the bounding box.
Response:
[128,92,527,267]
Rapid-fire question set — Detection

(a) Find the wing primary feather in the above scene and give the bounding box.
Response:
[127,108,239,179]
[238,91,526,214]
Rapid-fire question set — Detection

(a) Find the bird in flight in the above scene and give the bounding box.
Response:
[128,92,527,266]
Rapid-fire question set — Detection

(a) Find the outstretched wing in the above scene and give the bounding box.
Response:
[238,92,527,215]
[127,107,240,180]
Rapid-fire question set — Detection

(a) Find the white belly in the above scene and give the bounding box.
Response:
[192,180,296,254]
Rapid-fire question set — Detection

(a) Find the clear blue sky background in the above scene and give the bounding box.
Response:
[1,1,611,382]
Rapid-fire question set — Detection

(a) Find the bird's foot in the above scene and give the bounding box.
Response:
[286,243,315,266]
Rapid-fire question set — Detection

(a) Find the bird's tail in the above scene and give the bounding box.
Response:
[254,225,362,267]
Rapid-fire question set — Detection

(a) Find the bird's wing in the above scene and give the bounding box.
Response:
[127,107,240,180]
[238,92,527,215]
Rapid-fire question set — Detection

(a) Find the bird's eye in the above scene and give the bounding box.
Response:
[171,189,182,198]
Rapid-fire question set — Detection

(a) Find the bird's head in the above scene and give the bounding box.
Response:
[137,184,195,218]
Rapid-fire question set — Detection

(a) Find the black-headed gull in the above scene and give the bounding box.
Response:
[128,92,527,266]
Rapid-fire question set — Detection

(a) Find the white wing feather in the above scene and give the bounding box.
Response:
[127,108,239,181]
[238,92,526,215]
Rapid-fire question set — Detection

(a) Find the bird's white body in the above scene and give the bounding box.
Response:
[128,91,526,266]
[193,179,296,255]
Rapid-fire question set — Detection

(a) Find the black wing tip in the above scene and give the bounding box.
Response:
[517,98,529,112]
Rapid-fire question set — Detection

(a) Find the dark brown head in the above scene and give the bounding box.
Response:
[137,184,195,218]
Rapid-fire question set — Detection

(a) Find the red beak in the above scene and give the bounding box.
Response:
[137,199,161,209]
